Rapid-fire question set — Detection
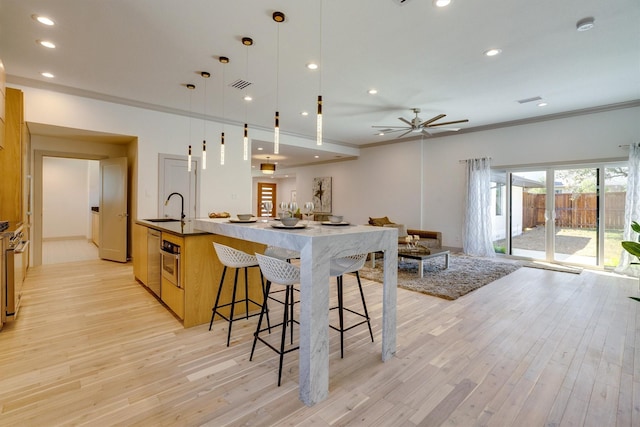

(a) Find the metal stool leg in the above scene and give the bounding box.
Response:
[355,271,374,342]
[209,266,228,330]
[226,268,240,346]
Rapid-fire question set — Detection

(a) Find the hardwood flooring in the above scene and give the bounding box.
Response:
[42,238,99,265]
[0,259,638,426]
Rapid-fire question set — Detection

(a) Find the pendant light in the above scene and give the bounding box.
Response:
[273,11,285,154]
[242,37,253,161]
[200,71,210,170]
[260,156,276,175]
[186,83,195,172]
[316,1,323,146]
[219,56,229,165]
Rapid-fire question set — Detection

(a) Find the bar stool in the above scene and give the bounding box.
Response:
[210,243,269,347]
[251,253,300,386]
[330,254,374,358]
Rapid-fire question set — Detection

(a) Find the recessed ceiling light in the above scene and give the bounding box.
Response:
[314,155,319,159]
[257,147,263,151]
[433,0,451,7]
[32,14,55,26]
[368,89,378,95]
[576,17,595,32]
[243,95,252,101]
[307,63,318,70]
[41,72,54,78]
[537,102,548,107]
[484,48,502,57]
[378,132,385,136]
[301,111,309,116]
[38,40,56,49]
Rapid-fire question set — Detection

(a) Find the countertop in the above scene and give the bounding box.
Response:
[136,219,211,236]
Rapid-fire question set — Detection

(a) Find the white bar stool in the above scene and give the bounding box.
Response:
[210,243,269,347]
[330,254,374,358]
[251,253,300,386]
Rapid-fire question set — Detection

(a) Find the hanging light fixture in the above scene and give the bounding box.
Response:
[260,156,276,175]
[219,56,229,165]
[316,1,323,146]
[200,71,210,170]
[273,11,285,154]
[186,83,196,172]
[242,37,253,161]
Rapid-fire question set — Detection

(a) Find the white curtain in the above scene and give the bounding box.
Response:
[463,157,495,257]
[616,142,640,275]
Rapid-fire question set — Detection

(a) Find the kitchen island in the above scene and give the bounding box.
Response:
[134,219,266,328]
[193,218,398,406]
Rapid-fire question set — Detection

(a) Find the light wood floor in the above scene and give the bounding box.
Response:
[42,238,99,264]
[0,260,638,426]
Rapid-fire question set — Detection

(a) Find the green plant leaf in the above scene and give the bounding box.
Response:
[631,221,640,234]
[621,241,640,258]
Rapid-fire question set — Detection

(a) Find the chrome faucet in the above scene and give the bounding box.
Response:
[165,192,185,221]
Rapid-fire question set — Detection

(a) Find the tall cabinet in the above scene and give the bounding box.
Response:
[0,87,25,223]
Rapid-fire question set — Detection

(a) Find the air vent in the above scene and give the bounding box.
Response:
[230,79,252,90]
[517,96,543,104]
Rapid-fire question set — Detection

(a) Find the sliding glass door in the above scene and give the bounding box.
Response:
[492,162,628,268]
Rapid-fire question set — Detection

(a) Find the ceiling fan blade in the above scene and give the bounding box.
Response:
[427,119,469,127]
[372,125,410,129]
[397,129,415,138]
[420,113,446,127]
[421,129,433,137]
[398,117,413,126]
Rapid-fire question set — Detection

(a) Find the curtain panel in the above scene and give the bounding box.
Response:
[617,142,640,275]
[463,157,495,257]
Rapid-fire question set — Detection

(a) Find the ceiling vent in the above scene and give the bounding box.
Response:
[517,96,543,104]
[230,79,252,90]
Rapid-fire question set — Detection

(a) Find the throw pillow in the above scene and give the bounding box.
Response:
[369,216,394,227]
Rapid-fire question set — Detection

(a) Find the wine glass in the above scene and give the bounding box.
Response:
[289,201,298,219]
[303,201,314,224]
[279,201,289,219]
[263,201,273,222]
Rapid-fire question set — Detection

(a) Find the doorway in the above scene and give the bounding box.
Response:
[493,162,628,268]
[257,182,276,217]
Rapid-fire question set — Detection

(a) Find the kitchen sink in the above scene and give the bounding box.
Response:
[143,218,181,222]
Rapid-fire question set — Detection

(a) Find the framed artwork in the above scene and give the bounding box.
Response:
[312,177,332,212]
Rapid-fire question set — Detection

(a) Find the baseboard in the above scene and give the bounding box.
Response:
[42,235,88,242]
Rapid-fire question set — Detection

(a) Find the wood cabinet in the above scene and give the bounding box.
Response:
[91,211,100,246]
[132,223,148,285]
[134,223,266,328]
[0,58,5,150]
[0,88,24,222]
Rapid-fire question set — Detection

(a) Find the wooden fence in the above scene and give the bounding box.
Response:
[522,192,626,230]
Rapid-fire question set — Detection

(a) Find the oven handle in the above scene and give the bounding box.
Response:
[14,240,29,253]
[160,248,180,260]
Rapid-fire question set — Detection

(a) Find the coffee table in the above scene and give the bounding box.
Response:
[398,247,450,278]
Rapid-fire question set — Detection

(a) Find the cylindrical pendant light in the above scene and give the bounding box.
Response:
[273,12,285,154]
[317,1,323,146]
[242,37,253,161]
[201,71,210,170]
[243,123,249,160]
[219,56,229,165]
[220,133,225,165]
[186,83,195,172]
[188,145,192,172]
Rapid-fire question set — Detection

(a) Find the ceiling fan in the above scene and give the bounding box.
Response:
[372,108,469,138]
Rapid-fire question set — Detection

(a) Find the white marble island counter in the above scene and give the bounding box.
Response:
[193,218,398,406]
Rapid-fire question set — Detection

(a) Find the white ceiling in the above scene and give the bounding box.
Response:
[2,0,639,173]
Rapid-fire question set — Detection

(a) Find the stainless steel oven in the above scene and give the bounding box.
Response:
[160,239,181,288]
[3,223,26,319]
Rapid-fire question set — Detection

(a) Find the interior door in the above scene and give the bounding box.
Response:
[158,155,198,219]
[99,157,128,262]
[257,182,276,217]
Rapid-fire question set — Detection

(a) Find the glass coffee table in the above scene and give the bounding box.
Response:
[398,247,450,278]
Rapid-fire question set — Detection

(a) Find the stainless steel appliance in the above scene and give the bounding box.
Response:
[147,229,161,297]
[160,239,180,288]
[3,223,26,319]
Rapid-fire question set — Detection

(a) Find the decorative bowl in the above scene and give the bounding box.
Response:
[281,217,300,226]
[237,214,253,221]
[329,215,343,223]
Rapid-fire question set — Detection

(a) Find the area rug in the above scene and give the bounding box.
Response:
[358,254,521,300]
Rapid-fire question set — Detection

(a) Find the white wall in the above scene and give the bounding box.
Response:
[42,157,91,239]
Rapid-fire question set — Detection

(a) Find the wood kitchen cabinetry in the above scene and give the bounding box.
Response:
[91,211,100,246]
[0,88,24,223]
[134,222,266,328]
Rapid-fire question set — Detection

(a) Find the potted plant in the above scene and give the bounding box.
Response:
[621,220,640,262]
